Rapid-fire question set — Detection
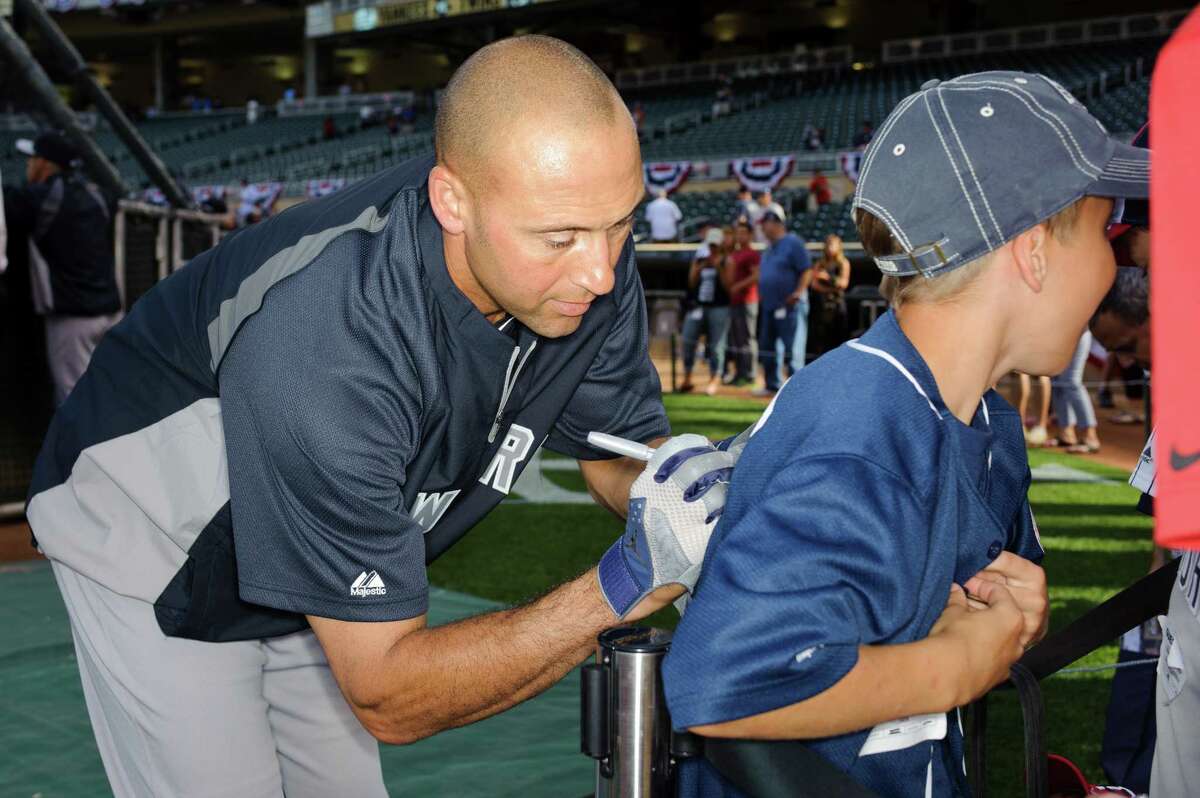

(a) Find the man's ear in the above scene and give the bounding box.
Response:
[428,164,469,236]
[1011,223,1049,294]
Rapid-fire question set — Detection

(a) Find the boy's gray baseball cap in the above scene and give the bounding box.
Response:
[851,71,1150,278]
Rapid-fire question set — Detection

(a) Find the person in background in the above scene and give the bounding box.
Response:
[1016,373,1053,446]
[645,189,683,243]
[4,132,121,406]
[632,100,646,138]
[852,119,874,148]
[808,170,832,207]
[724,218,759,386]
[752,209,810,396]
[733,187,754,222]
[809,233,850,357]
[751,190,785,245]
[679,228,732,396]
[1049,330,1101,454]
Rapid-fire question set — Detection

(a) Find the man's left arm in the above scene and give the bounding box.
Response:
[787,241,813,304]
[579,437,668,519]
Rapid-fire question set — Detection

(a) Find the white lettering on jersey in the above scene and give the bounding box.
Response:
[409,489,461,533]
[479,424,534,495]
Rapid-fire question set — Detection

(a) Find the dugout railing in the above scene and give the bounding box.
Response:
[0,201,225,516]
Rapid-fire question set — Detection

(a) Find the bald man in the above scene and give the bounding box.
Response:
[25,37,735,796]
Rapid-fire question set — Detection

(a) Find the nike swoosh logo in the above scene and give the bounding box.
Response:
[1171,448,1200,472]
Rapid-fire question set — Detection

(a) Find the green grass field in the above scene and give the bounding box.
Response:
[428,394,1155,797]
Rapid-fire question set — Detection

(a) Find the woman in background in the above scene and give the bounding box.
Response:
[809,234,851,357]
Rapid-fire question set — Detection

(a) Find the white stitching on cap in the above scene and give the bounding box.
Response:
[856,92,924,189]
[924,91,992,249]
[939,91,1003,244]
[856,197,914,251]
[951,81,1101,174]
[943,79,1094,172]
[859,92,922,182]
[940,84,1094,178]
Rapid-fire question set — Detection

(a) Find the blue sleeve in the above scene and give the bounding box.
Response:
[219,262,430,623]
[546,240,671,458]
[791,238,812,275]
[663,455,929,729]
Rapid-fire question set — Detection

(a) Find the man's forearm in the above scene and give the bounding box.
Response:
[691,636,970,741]
[579,436,669,519]
[361,568,612,744]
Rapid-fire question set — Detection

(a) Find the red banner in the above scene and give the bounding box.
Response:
[1151,6,1200,548]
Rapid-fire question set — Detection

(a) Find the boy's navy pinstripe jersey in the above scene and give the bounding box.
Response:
[26,154,668,643]
[664,310,1043,798]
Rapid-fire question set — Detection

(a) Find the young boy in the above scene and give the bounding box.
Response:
[663,71,1150,797]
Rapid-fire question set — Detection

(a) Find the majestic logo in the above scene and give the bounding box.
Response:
[410,489,461,533]
[479,424,534,495]
[1170,447,1200,472]
[350,570,387,597]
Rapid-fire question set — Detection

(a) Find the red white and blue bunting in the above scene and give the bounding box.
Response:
[236,182,283,223]
[730,155,795,194]
[191,185,226,205]
[839,151,864,183]
[306,178,347,199]
[643,161,691,195]
[309,177,348,198]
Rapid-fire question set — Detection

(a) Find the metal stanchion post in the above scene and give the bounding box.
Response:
[582,627,679,798]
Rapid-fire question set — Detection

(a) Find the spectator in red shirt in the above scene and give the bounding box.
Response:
[724,218,760,386]
[809,170,832,207]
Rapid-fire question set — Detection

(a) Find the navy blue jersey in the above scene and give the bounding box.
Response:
[3,174,120,317]
[664,310,1042,798]
[26,155,668,642]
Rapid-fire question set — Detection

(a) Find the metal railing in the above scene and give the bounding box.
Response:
[881,9,1184,63]
[617,46,853,90]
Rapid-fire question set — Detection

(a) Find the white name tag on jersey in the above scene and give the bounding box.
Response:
[858,712,947,757]
[1129,430,1156,497]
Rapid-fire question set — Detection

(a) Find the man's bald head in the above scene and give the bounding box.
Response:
[435,35,628,180]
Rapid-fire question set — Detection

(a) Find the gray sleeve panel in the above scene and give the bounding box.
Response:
[219,228,431,623]
[546,240,671,459]
[207,205,389,372]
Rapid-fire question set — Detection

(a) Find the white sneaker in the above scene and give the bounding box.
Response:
[750,387,776,398]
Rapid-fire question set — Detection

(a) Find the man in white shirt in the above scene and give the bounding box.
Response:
[645,189,683,242]
[749,190,785,244]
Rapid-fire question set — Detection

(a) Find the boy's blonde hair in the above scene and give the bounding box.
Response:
[857,200,1085,308]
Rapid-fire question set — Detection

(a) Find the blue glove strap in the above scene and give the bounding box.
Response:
[597,498,653,618]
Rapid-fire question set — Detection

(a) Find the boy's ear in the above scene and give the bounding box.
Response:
[1011,223,1049,294]
[428,164,468,236]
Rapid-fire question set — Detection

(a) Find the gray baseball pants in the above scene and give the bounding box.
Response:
[44,312,122,406]
[1151,552,1200,798]
[50,559,388,798]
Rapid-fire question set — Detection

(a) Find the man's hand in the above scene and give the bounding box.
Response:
[929,581,1026,705]
[597,434,736,621]
[964,552,1049,647]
